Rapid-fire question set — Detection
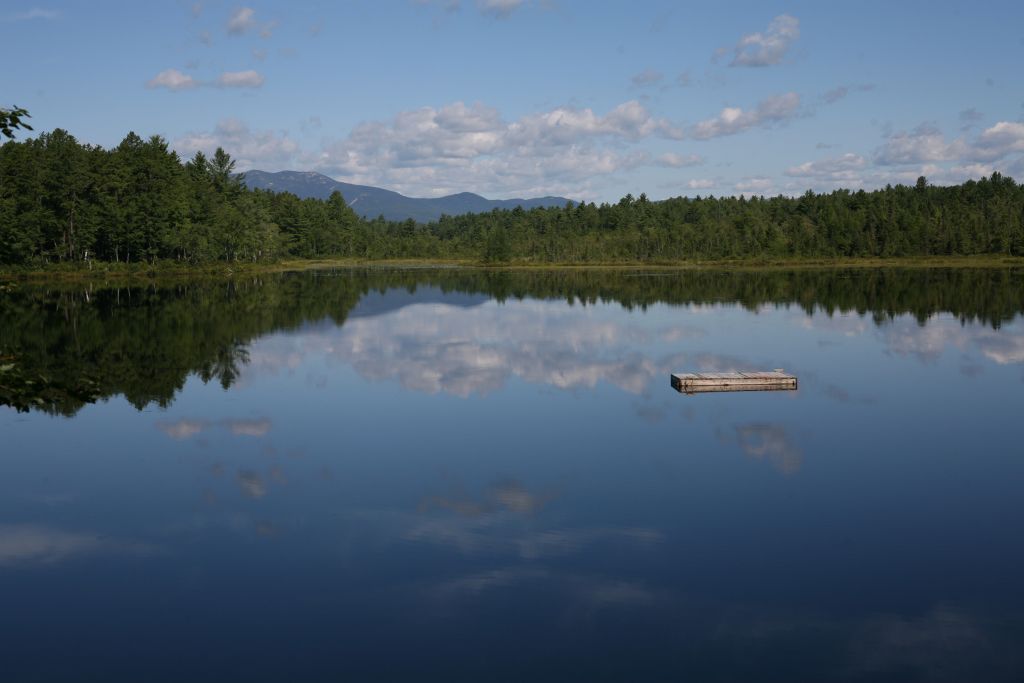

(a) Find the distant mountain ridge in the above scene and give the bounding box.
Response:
[242,170,574,223]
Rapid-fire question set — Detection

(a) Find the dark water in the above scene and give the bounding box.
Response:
[2,267,1023,682]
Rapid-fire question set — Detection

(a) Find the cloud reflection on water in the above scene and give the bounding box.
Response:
[240,299,764,399]
[801,311,1024,366]
[0,524,101,566]
[720,423,803,474]
[156,417,272,440]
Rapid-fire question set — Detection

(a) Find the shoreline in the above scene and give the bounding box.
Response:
[2,255,1023,283]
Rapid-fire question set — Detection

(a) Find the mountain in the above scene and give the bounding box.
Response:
[242,170,574,223]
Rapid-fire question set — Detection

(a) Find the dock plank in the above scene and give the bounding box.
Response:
[671,370,797,394]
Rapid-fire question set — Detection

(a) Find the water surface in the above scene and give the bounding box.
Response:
[2,267,1023,681]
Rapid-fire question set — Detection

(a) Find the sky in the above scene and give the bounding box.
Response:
[3,0,1024,202]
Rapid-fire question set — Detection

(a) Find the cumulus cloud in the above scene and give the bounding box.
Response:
[785,153,867,183]
[874,121,1024,168]
[148,68,265,91]
[216,69,265,88]
[690,93,800,139]
[687,179,715,190]
[631,68,664,87]
[507,100,684,145]
[735,177,774,194]
[727,14,800,67]
[974,121,1024,159]
[227,6,257,34]
[311,99,683,197]
[147,68,199,91]
[175,119,300,171]
[873,124,966,165]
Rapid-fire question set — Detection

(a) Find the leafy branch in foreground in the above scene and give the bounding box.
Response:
[0,106,32,139]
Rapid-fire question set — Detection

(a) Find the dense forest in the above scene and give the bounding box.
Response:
[2,267,1022,415]
[2,128,1024,266]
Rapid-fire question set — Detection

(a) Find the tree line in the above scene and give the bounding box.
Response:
[2,128,1024,266]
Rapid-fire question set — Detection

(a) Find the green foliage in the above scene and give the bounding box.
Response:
[0,106,32,139]
[2,128,1024,267]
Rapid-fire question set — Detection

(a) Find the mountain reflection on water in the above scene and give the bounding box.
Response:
[2,266,1024,682]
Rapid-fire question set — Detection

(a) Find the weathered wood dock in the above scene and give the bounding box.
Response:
[671,370,797,394]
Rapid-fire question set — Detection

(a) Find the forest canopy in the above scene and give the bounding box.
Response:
[1,128,1023,266]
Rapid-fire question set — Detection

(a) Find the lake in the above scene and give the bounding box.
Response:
[2,267,1023,681]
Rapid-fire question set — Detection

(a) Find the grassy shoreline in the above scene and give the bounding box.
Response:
[2,255,1023,283]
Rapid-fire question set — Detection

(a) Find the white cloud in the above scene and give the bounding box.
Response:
[958,107,984,129]
[874,121,1024,168]
[227,6,257,34]
[148,68,265,92]
[823,86,849,104]
[147,68,199,91]
[974,121,1024,159]
[656,153,703,168]
[735,177,774,194]
[631,68,663,87]
[785,153,867,182]
[822,83,873,104]
[260,19,278,38]
[874,124,966,165]
[727,14,800,67]
[476,0,524,17]
[216,69,265,88]
[3,7,59,21]
[687,179,715,190]
[690,93,800,139]
[507,100,683,145]
[175,119,300,170]
[311,99,683,197]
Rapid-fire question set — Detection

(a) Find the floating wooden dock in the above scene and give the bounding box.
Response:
[671,370,797,394]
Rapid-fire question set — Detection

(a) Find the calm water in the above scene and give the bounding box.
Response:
[2,267,1023,682]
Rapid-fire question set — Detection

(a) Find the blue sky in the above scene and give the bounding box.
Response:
[4,0,1024,201]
